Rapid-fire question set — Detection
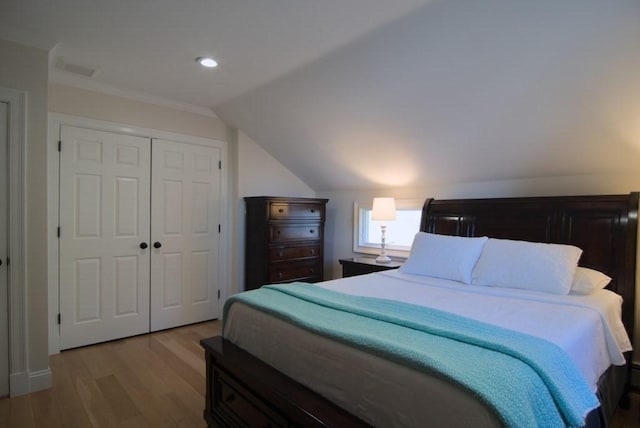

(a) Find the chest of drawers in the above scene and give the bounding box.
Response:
[245,196,329,290]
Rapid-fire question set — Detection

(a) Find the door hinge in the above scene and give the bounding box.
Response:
[58,140,62,152]
[218,289,220,299]
[57,227,61,238]
[57,313,61,325]
[218,160,222,170]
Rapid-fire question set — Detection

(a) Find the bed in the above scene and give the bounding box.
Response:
[201,193,638,427]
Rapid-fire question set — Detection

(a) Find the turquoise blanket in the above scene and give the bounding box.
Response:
[224,284,599,427]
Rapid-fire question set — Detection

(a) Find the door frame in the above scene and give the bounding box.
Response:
[0,87,28,396]
[48,113,229,354]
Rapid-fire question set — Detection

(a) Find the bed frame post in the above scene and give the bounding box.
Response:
[621,192,638,409]
[419,198,434,233]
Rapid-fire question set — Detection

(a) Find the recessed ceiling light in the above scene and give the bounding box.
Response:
[196,57,218,68]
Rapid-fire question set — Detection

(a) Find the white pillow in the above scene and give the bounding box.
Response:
[471,238,582,295]
[399,232,488,284]
[570,267,611,295]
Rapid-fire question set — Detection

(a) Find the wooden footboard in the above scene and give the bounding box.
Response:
[201,336,625,428]
[200,336,370,427]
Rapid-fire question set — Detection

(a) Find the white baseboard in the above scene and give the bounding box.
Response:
[9,368,52,396]
[29,368,52,392]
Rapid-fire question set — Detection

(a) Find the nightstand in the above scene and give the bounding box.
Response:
[339,257,403,278]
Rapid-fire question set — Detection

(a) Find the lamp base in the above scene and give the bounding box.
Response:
[375,254,392,264]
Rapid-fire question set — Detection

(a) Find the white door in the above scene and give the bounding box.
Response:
[150,139,221,331]
[0,101,9,396]
[59,126,151,349]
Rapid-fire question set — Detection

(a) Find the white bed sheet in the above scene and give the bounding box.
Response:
[225,302,503,427]
[317,270,631,392]
[223,271,631,426]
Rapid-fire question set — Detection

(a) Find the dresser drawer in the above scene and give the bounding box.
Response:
[216,371,287,427]
[269,260,321,283]
[270,225,322,242]
[270,203,324,220]
[270,245,320,262]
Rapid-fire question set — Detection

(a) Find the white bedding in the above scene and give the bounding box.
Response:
[318,270,631,392]
[224,270,631,426]
[226,302,504,427]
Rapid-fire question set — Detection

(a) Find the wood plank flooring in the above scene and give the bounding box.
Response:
[611,392,640,428]
[0,319,638,427]
[0,321,220,427]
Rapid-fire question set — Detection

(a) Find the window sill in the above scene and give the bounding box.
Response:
[353,247,409,261]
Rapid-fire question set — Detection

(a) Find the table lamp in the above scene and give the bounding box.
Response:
[371,197,396,263]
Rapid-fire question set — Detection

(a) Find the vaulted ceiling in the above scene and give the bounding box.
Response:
[2,0,640,191]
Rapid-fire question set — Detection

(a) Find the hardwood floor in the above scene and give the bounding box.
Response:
[0,320,221,427]
[0,319,638,427]
[611,391,640,428]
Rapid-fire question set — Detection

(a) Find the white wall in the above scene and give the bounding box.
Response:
[237,131,316,198]
[0,38,50,389]
[217,0,640,193]
[318,172,640,376]
[48,83,228,141]
[234,131,316,293]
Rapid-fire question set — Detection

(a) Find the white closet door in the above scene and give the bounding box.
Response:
[0,101,8,396]
[59,126,151,349]
[150,139,221,331]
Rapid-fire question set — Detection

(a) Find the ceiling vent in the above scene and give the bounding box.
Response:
[55,56,100,78]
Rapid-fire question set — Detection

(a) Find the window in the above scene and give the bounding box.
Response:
[353,199,423,258]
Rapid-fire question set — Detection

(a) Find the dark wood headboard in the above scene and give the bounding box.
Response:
[420,193,639,342]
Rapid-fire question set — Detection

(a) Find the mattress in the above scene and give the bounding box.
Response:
[223,270,630,426]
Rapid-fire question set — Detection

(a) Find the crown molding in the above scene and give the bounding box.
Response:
[49,69,218,119]
[0,26,57,52]
[0,29,217,118]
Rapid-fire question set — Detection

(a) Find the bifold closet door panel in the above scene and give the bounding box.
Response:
[150,139,222,331]
[59,125,151,350]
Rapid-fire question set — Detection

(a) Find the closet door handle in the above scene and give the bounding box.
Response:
[139,242,148,249]
[153,241,162,249]
[0,258,3,267]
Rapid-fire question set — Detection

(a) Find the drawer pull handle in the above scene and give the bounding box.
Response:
[309,249,315,255]
[278,208,284,213]
[310,209,315,213]
[225,393,236,403]
[309,269,315,274]
[278,251,284,257]
[310,229,315,233]
[278,272,284,279]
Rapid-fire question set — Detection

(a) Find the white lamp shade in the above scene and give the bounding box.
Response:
[371,197,396,221]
